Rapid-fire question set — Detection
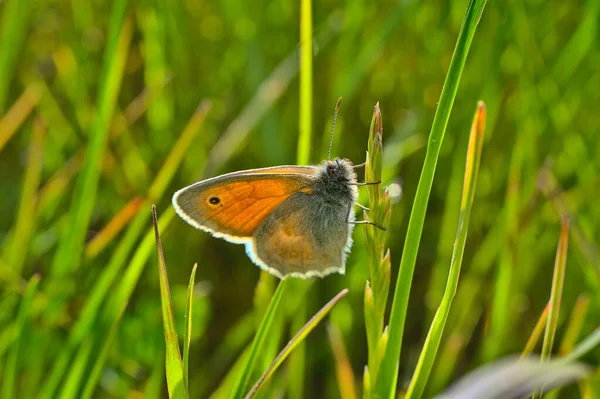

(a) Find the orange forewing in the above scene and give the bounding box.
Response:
[173,168,317,241]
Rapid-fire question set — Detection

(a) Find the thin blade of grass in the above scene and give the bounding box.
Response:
[58,337,94,399]
[328,322,357,399]
[83,196,144,260]
[406,101,486,399]
[287,301,307,399]
[560,327,600,364]
[559,295,591,356]
[296,0,312,165]
[245,289,349,399]
[39,101,210,399]
[80,302,128,399]
[6,117,46,275]
[184,263,198,388]
[0,83,42,153]
[230,280,288,399]
[51,3,131,276]
[153,204,188,399]
[0,0,33,113]
[437,356,589,399]
[532,215,570,398]
[1,274,39,399]
[377,1,487,396]
[521,302,550,358]
[541,216,570,363]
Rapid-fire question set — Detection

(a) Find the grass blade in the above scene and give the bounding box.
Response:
[6,116,46,274]
[0,83,41,153]
[406,101,486,399]
[245,289,349,399]
[561,327,600,363]
[521,302,550,358]
[559,295,591,356]
[378,1,488,395]
[297,0,312,165]
[152,204,188,399]
[80,303,127,399]
[51,2,131,276]
[0,0,33,113]
[532,215,569,398]
[541,216,569,363]
[328,322,357,399]
[230,280,288,399]
[184,263,198,388]
[1,274,40,399]
[437,356,589,399]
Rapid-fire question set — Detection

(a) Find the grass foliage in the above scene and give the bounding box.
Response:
[1,0,599,397]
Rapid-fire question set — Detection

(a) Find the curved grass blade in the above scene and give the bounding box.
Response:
[230,280,288,399]
[245,289,349,399]
[560,327,600,364]
[406,101,486,399]
[1,274,39,399]
[377,1,487,396]
[153,205,188,399]
[437,356,589,399]
[184,263,198,388]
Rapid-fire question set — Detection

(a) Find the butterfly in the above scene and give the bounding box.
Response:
[172,99,380,279]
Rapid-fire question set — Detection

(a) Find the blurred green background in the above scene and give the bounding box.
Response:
[1,0,599,397]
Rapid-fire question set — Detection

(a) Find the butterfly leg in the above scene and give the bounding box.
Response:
[345,204,386,231]
[349,181,381,187]
[355,203,370,211]
[349,220,387,231]
[352,161,366,169]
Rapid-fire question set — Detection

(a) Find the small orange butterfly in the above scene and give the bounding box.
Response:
[173,99,380,279]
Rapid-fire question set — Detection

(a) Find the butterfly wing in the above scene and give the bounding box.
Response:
[247,192,355,279]
[172,166,318,242]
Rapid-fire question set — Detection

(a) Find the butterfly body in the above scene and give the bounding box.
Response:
[173,158,358,279]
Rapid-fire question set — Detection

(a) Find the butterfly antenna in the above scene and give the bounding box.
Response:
[328,97,342,160]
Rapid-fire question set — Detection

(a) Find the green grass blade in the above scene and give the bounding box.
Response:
[0,0,33,113]
[406,102,486,399]
[58,337,94,399]
[328,322,357,399]
[558,295,591,356]
[184,263,198,388]
[0,83,41,153]
[1,274,39,399]
[296,0,312,165]
[560,327,600,363]
[6,117,45,275]
[39,101,209,399]
[532,216,569,399]
[230,280,288,399]
[521,302,550,358]
[80,303,127,399]
[153,205,188,399]
[541,216,569,363]
[377,1,488,396]
[51,2,131,276]
[287,301,307,399]
[245,289,349,399]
